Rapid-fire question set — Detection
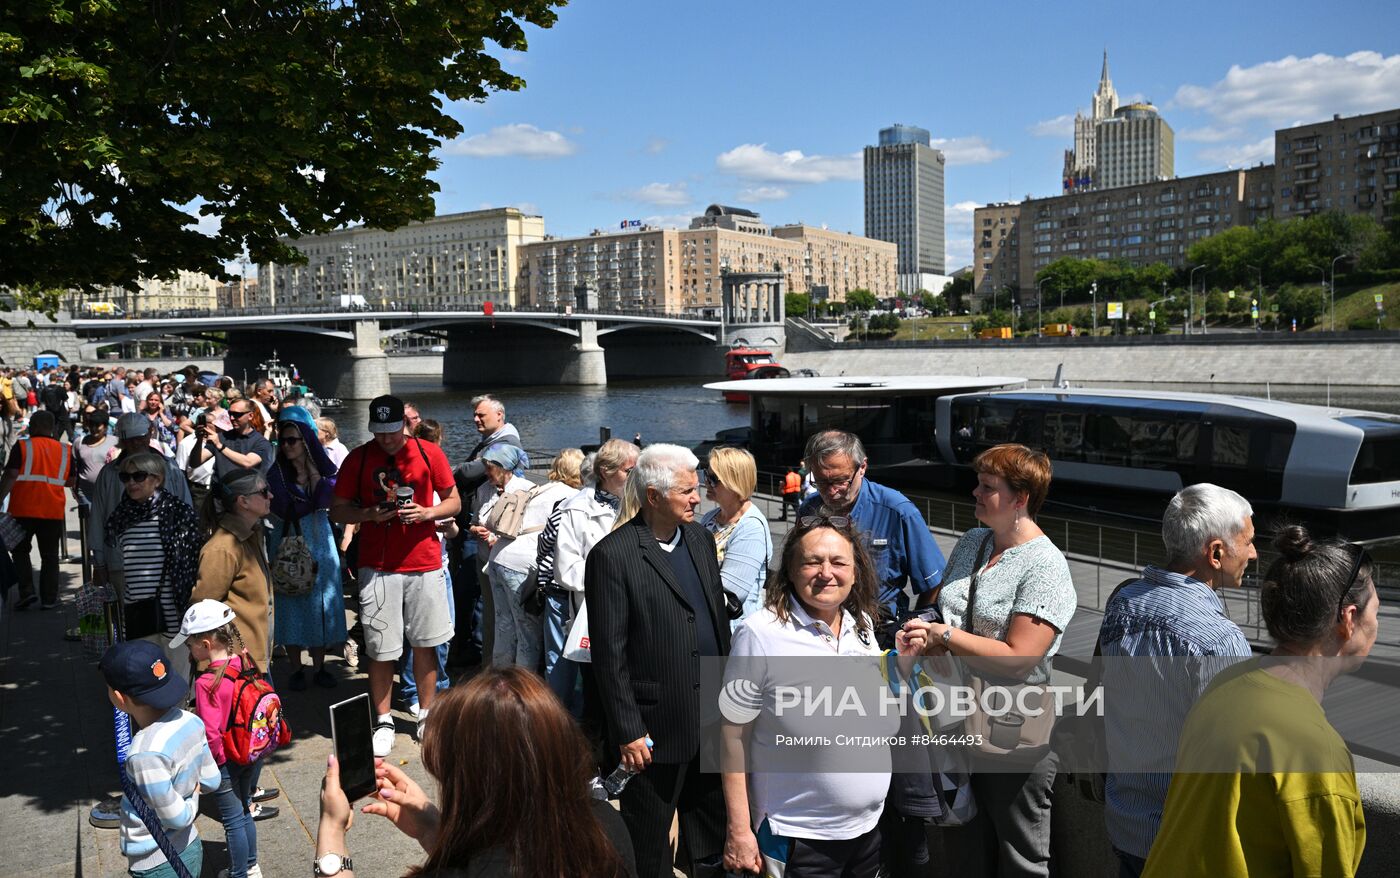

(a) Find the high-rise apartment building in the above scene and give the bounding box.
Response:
[864,124,946,292]
[1066,51,1119,187]
[1274,107,1400,223]
[516,206,896,312]
[257,208,545,309]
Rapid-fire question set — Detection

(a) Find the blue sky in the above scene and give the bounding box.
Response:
[406,0,1399,271]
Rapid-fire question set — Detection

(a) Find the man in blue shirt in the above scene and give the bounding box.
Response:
[797,430,944,625]
[1098,483,1257,878]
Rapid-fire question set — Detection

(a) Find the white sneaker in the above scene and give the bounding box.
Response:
[372,720,396,757]
[415,714,428,744]
[247,864,264,878]
[407,701,421,721]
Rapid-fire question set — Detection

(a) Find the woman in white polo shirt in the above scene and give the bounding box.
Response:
[721,516,916,878]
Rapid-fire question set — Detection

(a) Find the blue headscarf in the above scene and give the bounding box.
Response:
[482,443,528,477]
[267,404,338,518]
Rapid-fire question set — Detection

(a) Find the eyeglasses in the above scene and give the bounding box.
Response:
[798,514,852,529]
[279,436,302,446]
[240,487,272,499]
[1338,543,1371,620]
[812,465,863,491]
[230,409,253,419]
[118,471,152,484]
[704,470,721,488]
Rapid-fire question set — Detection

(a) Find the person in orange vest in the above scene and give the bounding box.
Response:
[0,410,74,609]
[780,465,803,521]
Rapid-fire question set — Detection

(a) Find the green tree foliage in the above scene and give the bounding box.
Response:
[1274,283,1327,327]
[1186,211,1398,287]
[942,274,972,313]
[844,288,877,311]
[1,0,564,299]
[785,292,811,318]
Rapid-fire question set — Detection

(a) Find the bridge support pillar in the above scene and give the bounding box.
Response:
[224,320,389,402]
[442,322,607,387]
[334,321,391,400]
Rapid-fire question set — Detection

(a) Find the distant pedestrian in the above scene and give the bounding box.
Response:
[316,417,349,469]
[633,431,644,448]
[700,446,771,626]
[0,410,74,610]
[780,465,802,521]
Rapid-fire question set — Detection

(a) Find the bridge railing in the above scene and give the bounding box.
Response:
[73,301,727,323]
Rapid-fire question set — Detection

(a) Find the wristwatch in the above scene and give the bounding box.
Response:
[941,627,954,647]
[314,853,352,876]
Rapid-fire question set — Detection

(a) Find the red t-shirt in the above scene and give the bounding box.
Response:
[334,438,455,573]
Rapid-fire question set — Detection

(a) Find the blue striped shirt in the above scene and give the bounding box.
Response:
[120,708,221,872]
[1098,566,1253,859]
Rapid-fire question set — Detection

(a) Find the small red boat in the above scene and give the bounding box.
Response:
[722,348,787,402]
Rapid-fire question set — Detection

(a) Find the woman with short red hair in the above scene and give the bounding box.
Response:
[903,443,1074,878]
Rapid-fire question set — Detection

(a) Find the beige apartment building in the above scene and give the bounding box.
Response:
[975,166,1271,300]
[1275,107,1400,223]
[99,270,220,314]
[257,208,545,309]
[517,206,897,313]
[975,106,1399,302]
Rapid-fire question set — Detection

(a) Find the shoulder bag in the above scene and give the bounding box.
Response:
[959,531,1057,761]
[271,514,316,598]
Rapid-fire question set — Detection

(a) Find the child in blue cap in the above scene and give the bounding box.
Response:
[100,639,220,877]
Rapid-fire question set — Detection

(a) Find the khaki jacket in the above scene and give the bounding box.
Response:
[194,513,273,670]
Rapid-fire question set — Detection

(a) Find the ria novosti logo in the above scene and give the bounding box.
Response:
[718,677,764,723]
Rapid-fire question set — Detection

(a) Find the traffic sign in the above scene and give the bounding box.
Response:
[1376,293,1385,304]
[1148,310,1156,320]
[1228,290,1236,299]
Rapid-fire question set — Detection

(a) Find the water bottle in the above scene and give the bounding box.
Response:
[598,737,653,798]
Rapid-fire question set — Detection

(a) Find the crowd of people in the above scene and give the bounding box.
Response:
[0,360,1382,878]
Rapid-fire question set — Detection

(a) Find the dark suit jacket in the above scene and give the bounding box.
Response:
[585,513,731,764]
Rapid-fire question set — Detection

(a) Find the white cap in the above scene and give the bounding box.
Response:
[169,599,236,648]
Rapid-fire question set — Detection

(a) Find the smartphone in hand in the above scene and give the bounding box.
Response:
[329,693,377,802]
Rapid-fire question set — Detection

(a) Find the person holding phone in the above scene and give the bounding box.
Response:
[316,667,635,877]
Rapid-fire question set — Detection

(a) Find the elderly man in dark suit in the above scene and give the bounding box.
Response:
[586,443,731,878]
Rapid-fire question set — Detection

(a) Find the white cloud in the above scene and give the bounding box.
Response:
[644,138,669,155]
[931,136,1008,166]
[736,186,789,202]
[1178,125,1243,143]
[617,182,691,206]
[1029,114,1076,137]
[1173,51,1400,124]
[641,213,695,229]
[443,123,578,159]
[1197,136,1275,168]
[944,201,979,274]
[715,144,861,184]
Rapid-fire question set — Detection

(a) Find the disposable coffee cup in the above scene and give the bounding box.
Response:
[988,713,1024,750]
[395,486,415,509]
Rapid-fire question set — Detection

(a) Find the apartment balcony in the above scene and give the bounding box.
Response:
[1293,139,1319,154]
[1293,157,1319,171]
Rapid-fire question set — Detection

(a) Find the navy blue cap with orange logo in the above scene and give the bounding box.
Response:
[99,640,187,710]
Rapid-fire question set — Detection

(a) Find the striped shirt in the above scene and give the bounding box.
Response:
[1098,565,1253,859]
[120,708,220,872]
[119,514,182,633]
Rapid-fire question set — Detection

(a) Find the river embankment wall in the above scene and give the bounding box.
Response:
[782,337,1400,387]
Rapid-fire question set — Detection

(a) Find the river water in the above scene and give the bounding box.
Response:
[332,377,1400,460]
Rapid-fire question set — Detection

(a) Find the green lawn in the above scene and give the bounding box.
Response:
[1305,282,1400,332]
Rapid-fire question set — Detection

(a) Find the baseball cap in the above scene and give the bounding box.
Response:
[169,599,237,649]
[99,640,188,710]
[116,412,152,440]
[367,395,405,433]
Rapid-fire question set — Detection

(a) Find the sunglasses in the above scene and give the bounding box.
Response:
[230,409,253,419]
[1338,543,1371,620]
[798,514,852,529]
[240,487,273,499]
[118,471,153,484]
[279,436,302,446]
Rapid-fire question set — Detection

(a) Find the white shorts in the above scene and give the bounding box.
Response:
[358,567,454,662]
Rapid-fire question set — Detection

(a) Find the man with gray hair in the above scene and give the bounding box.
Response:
[798,428,945,628]
[1097,482,1257,877]
[586,443,728,877]
[449,393,524,666]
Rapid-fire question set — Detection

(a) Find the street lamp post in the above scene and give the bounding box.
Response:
[1330,254,1349,332]
[1150,293,1174,337]
[1246,264,1263,331]
[1090,281,1098,335]
[1036,278,1053,337]
[1188,265,1206,336]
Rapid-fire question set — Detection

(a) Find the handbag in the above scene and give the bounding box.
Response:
[562,600,592,663]
[0,512,25,551]
[483,483,550,539]
[959,531,1056,761]
[122,596,163,641]
[271,515,316,598]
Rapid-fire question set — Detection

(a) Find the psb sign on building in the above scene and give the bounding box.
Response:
[619,219,643,229]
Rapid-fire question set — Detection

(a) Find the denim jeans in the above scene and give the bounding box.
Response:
[128,837,203,878]
[488,563,541,669]
[402,564,454,706]
[544,592,583,714]
[214,760,262,878]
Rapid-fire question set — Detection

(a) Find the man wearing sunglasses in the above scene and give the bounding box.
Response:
[196,400,273,479]
[798,429,946,629]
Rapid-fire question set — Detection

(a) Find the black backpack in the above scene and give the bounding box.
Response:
[40,384,68,412]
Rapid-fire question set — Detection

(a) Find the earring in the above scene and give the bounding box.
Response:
[1014,508,1021,530]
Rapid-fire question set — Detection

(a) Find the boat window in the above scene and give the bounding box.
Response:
[1344,418,1400,484]
[1212,424,1250,467]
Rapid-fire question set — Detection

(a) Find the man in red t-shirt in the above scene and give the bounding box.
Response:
[331,395,460,756]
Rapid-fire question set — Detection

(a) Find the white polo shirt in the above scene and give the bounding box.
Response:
[729,599,893,841]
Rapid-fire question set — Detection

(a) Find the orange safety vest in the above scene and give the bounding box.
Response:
[782,471,802,496]
[9,437,71,520]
